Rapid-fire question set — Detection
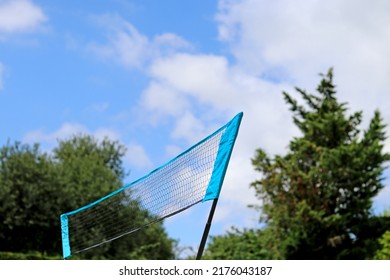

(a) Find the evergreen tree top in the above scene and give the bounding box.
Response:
[251,68,390,259]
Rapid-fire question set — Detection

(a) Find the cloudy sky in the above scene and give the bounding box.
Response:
[1,0,389,254]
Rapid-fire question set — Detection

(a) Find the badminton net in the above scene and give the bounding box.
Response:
[60,112,242,259]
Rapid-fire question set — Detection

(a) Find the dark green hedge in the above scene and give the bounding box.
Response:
[0,251,62,260]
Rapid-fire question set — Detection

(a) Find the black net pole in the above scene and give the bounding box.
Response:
[196,198,219,260]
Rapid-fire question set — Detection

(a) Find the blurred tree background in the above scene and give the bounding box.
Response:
[204,69,390,260]
[0,135,174,259]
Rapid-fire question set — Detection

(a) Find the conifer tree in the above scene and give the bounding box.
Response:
[251,69,390,259]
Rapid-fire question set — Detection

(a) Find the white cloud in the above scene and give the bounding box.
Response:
[24,123,88,144]
[165,145,183,158]
[94,128,120,142]
[125,143,153,170]
[130,0,390,231]
[171,111,207,144]
[153,33,192,50]
[0,1,46,91]
[138,54,295,225]
[149,53,239,109]
[140,81,189,119]
[214,0,390,173]
[216,0,390,117]
[23,122,121,146]
[88,15,149,68]
[87,14,192,69]
[0,0,47,34]
[144,52,296,150]
[24,122,154,176]
[89,102,109,113]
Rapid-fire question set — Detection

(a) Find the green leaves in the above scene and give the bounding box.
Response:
[203,228,272,260]
[1,141,57,252]
[250,68,390,259]
[374,231,390,260]
[0,135,174,259]
[54,135,126,210]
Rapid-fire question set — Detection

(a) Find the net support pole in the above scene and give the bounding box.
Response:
[196,198,219,260]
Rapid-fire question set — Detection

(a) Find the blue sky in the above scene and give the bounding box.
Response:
[1,0,390,256]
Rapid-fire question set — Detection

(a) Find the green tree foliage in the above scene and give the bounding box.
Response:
[0,135,174,259]
[0,142,58,253]
[250,69,390,259]
[374,209,390,260]
[203,228,271,260]
[374,231,390,259]
[54,135,126,211]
